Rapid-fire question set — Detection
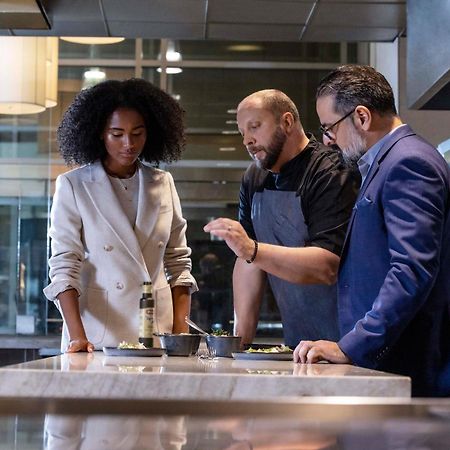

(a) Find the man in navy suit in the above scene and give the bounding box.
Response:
[294,65,450,397]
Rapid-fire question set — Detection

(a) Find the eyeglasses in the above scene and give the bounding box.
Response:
[319,108,356,140]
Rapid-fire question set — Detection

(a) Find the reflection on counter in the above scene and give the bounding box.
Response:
[2,408,450,450]
[56,352,360,377]
[44,415,186,450]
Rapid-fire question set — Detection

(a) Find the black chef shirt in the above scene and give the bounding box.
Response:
[239,136,360,256]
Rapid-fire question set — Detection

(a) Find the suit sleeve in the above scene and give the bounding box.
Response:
[338,154,448,367]
[163,172,198,294]
[43,174,85,302]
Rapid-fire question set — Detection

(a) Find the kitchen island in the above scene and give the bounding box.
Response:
[0,350,410,400]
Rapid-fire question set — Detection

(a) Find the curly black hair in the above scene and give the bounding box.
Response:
[57,78,186,166]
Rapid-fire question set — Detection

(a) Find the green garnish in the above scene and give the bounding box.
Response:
[210,329,229,336]
[245,345,292,353]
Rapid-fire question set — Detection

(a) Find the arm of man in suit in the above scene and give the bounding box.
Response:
[293,339,350,364]
[338,152,448,367]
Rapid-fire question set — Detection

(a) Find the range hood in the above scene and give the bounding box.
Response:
[407,0,450,110]
[0,0,50,30]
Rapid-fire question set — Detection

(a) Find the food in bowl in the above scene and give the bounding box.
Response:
[205,335,241,357]
[245,345,292,354]
[155,333,201,356]
[117,341,147,349]
[210,329,229,336]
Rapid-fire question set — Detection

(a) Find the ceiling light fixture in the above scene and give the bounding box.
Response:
[0,37,47,115]
[82,67,106,89]
[219,147,236,152]
[226,44,263,52]
[157,67,182,74]
[157,40,183,75]
[60,37,125,45]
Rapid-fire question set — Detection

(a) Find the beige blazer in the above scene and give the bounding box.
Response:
[44,161,197,351]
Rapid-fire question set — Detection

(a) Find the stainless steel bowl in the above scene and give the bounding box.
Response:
[205,335,242,357]
[155,333,201,356]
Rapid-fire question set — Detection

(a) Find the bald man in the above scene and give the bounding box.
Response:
[204,89,359,347]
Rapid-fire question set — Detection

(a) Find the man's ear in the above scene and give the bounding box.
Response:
[354,105,371,131]
[281,112,295,133]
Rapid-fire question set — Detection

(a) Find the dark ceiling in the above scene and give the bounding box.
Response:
[1,0,406,42]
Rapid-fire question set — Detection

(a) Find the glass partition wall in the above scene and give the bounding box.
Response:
[0,38,367,339]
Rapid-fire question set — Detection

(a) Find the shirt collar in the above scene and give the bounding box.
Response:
[358,124,406,185]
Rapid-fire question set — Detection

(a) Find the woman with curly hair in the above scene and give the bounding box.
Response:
[44,78,197,353]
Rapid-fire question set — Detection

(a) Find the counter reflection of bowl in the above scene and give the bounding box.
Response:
[155,333,201,356]
[205,335,242,357]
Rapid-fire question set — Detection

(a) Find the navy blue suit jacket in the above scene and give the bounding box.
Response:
[338,125,450,397]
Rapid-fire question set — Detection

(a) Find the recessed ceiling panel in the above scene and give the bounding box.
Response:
[302,26,402,42]
[208,23,302,41]
[312,2,405,28]
[109,21,205,40]
[104,0,206,23]
[29,19,108,36]
[208,0,314,25]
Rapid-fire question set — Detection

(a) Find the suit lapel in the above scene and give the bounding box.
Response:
[135,162,162,250]
[82,161,148,270]
[341,125,416,257]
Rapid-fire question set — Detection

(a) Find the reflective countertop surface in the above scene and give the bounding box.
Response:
[1,397,450,450]
[0,350,411,400]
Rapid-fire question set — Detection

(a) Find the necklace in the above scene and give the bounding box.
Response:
[103,161,138,190]
[110,169,138,191]
[117,178,129,190]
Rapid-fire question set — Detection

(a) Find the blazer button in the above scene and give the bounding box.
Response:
[158,241,164,248]
[103,245,113,252]
[116,282,124,290]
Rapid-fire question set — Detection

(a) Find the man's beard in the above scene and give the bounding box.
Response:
[248,126,287,171]
[341,124,367,167]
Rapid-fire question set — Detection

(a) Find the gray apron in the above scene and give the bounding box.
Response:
[252,189,339,347]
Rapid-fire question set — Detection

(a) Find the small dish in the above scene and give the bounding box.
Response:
[205,335,241,358]
[102,347,166,357]
[154,333,201,356]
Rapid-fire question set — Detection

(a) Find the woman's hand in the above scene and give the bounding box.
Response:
[65,338,95,353]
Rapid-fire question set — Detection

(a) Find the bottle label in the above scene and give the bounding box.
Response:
[139,307,155,338]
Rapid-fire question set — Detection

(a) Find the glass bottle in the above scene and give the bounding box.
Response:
[139,281,155,347]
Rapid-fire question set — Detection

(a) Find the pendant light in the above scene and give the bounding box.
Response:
[0,37,47,114]
[60,37,124,45]
[46,37,59,108]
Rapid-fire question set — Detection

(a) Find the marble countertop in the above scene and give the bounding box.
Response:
[0,350,411,400]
